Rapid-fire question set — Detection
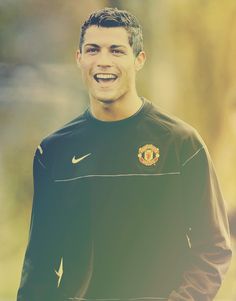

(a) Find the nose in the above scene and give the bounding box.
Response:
[97,50,112,68]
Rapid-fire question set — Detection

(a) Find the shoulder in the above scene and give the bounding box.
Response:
[35,110,89,167]
[146,100,207,164]
[146,101,197,140]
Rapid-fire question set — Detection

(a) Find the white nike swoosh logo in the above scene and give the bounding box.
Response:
[72,153,91,164]
[55,257,63,288]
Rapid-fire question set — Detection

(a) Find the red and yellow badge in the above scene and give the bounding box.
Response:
[138,144,160,166]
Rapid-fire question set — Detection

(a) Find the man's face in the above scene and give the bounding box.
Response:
[76,26,145,104]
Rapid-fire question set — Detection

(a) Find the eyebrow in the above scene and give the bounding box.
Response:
[84,43,127,49]
[110,45,127,49]
[84,44,99,48]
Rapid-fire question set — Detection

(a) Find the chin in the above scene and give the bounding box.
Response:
[98,98,115,104]
[95,94,117,104]
[91,91,125,104]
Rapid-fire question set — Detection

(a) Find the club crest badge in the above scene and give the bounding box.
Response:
[138,144,160,166]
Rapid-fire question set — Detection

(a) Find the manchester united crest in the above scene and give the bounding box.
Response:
[138,144,160,166]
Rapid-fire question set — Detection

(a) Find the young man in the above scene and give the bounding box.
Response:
[17,7,232,301]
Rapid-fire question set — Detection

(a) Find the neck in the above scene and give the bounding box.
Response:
[89,93,143,122]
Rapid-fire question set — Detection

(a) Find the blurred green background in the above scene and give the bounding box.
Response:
[0,0,235,300]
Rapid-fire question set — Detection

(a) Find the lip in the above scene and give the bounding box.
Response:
[93,72,119,88]
[94,73,118,80]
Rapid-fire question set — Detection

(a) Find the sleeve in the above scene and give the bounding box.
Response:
[17,144,62,301]
[168,135,232,301]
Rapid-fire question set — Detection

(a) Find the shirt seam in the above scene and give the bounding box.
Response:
[181,146,204,167]
[68,297,167,301]
[37,157,47,169]
[54,172,180,183]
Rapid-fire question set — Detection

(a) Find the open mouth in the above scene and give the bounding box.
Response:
[94,73,118,84]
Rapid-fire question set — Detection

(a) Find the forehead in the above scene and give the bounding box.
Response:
[83,25,130,47]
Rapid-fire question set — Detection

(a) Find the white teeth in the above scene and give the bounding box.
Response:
[95,73,117,79]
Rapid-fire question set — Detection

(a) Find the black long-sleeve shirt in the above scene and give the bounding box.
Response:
[17,98,232,301]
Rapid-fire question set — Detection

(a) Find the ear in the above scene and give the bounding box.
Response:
[76,49,82,68]
[134,51,146,71]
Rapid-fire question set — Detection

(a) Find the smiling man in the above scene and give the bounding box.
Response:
[17,7,232,301]
[77,23,145,120]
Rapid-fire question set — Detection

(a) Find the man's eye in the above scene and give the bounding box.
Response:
[112,49,125,55]
[86,48,98,54]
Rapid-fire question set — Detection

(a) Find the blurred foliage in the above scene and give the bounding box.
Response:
[0,0,235,300]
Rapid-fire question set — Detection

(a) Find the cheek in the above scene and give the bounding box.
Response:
[80,60,93,75]
[123,65,136,81]
[80,67,93,85]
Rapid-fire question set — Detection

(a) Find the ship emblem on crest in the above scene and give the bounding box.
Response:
[138,144,160,166]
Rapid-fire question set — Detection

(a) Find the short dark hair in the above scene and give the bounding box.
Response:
[79,7,143,56]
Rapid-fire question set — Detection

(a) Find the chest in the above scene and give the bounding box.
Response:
[51,126,184,235]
